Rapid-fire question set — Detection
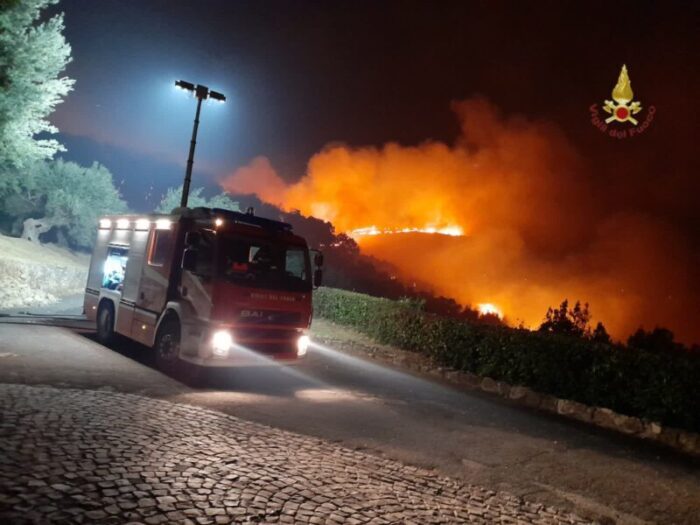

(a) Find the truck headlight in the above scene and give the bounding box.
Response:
[211,330,233,357]
[297,335,310,356]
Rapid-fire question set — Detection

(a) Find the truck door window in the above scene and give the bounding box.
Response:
[148,230,174,267]
[102,247,128,291]
[285,249,307,280]
[193,230,215,277]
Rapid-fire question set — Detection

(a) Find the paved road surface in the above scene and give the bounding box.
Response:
[1,383,588,524]
[0,322,698,524]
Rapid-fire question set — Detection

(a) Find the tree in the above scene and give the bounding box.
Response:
[19,159,128,248]
[627,327,682,354]
[155,185,240,214]
[539,299,594,338]
[0,0,74,180]
[591,321,611,344]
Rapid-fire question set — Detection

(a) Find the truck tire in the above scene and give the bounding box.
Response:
[154,318,205,386]
[154,317,182,375]
[96,302,115,345]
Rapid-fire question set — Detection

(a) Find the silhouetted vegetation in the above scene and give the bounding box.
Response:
[539,300,591,337]
[539,299,611,344]
[627,327,685,355]
[591,322,612,344]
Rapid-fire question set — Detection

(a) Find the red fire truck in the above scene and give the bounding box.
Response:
[83,207,322,375]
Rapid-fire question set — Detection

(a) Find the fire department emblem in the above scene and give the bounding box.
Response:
[603,65,642,125]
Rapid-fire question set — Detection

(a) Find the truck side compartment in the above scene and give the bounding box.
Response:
[84,216,178,347]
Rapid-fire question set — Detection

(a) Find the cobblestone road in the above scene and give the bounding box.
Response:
[0,384,592,524]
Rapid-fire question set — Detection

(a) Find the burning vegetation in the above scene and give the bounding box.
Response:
[222,98,699,344]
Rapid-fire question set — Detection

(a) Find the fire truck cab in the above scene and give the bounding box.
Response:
[84,207,322,373]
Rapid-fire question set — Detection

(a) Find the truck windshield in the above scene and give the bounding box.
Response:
[218,236,311,292]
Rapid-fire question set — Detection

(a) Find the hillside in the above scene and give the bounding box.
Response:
[0,235,89,309]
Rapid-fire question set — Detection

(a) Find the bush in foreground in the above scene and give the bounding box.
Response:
[313,287,700,432]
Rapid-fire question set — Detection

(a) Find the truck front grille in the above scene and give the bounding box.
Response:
[238,310,302,325]
[235,327,299,342]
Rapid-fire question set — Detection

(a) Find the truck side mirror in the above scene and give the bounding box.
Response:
[313,252,324,267]
[314,268,323,288]
[185,231,201,247]
[182,248,198,271]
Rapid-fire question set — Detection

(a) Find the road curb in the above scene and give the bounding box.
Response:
[436,368,699,457]
[316,329,700,458]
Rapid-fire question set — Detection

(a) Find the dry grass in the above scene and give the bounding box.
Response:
[0,235,89,309]
[0,234,88,267]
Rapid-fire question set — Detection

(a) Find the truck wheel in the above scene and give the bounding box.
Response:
[154,318,206,386]
[154,318,181,375]
[96,302,115,345]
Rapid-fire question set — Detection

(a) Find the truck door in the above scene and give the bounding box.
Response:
[131,224,176,346]
[115,228,149,338]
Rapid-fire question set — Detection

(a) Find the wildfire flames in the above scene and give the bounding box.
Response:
[477,303,503,319]
[349,226,464,238]
[222,98,699,344]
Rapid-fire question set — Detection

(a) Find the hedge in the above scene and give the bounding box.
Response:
[313,287,700,432]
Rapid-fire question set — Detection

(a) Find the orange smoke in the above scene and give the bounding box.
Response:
[221,98,699,344]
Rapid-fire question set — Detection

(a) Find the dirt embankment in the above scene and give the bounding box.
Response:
[0,235,89,309]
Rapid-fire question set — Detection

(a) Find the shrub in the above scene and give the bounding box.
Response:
[313,287,700,432]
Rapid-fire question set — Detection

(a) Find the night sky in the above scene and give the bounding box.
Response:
[50,0,697,227]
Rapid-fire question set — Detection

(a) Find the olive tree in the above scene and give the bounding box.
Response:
[19,159,128,248]
[0,0,74,176]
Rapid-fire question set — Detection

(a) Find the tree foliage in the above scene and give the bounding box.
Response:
[539,299,592,338]
[17,159,128,248]
[0,0,74,179]
[627,327,683,354]
[155,185,240,214]
[0,2,127,250]
[538,300,614,343]
[591,321,612,344]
